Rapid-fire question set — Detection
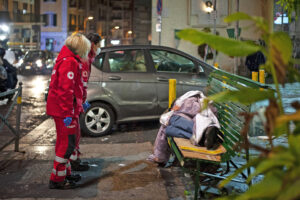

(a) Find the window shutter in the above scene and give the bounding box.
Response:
[43,14,49,26]
[53,14,57,26]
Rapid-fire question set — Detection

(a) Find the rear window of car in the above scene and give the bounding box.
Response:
[108,49,147,72]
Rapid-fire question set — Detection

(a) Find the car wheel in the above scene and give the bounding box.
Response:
[80,102,115,137]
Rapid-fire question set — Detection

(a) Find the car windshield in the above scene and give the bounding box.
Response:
[24,51,46,62]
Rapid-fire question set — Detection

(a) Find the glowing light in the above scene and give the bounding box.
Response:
[114,26,120,30]
[111,40,120,45]
[205,6,213,13]
[88,16,94,20]
[31,77,47,98]
[0,24,9,32]
[0,35,7,41]
[34,146,50,155]
[35,59,43,67]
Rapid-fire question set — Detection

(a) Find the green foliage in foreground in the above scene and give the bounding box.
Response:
[177,29,261,57]
[208,87,275,106]
[178,5,300,200]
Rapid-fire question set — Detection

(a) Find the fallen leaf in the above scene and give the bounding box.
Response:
[265,99,280,146]
[291,101,300,110]
[239,112,270,155]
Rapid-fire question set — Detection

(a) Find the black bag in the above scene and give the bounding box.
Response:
[199,126,224,150]
[0,65,7,80]
[3,59,17,89]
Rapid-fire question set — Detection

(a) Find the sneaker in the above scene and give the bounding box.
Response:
[71,160,90,171]
[66,174,81,182]
[49,180,77,190]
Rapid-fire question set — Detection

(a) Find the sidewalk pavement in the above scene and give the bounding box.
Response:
[0,119,192,200]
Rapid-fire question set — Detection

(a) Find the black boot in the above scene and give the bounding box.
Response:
[49,180,77,189]
[66,174,81,182]
[70,159,90,171]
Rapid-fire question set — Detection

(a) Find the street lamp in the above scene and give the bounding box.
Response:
[84,16,94,33]
[204,1,213,13]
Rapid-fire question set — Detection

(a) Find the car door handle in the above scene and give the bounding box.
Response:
[157,77,169,82]
[108,76,121,80]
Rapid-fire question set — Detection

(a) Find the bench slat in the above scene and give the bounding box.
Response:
[219,121,241,140]
[173,137,225,162]
[222,142,236,159]
[219,109,244,128]
[174,137,226,155]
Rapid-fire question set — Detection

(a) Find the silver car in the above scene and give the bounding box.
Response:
[80,45,215,137]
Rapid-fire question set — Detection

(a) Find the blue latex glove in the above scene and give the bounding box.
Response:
[82,101,91,112]
[63,117,72,127]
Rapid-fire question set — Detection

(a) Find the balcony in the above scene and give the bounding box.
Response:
[13,13,43,23]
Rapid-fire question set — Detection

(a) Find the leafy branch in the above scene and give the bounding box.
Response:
[178,7,300,200]
[276,0,300,20]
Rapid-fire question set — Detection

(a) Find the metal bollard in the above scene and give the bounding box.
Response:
[169,79,176,108]
[259,69,265,84]
[252,72,258,82]
[15,82,23,152]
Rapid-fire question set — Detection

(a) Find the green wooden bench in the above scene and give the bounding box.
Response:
[167,69,269,199]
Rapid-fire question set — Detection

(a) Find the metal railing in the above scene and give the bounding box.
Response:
[0,82,23,152]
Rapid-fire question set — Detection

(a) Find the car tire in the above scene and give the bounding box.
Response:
[80,102,115,137]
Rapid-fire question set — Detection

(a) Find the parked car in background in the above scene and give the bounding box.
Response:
[18,50,55,74]
[79,45,215,137]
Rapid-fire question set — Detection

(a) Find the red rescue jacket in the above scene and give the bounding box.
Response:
[46,45,84,118]
[82,49,95,102]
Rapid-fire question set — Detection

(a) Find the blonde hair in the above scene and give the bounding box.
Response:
[65,33,91,59]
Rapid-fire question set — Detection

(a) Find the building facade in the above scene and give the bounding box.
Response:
[93,0,151,46]
[40,0,152,51]
[41,0,99,52]
[40,0,67,52]
[133,0,151,44]
[151,0,274,73]
[0,0,42,49]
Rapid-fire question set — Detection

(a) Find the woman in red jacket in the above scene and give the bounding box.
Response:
[70,33,102,171]
[46,33,91,189]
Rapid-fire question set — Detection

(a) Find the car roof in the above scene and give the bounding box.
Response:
[101,45,180,52]
[101,45,198,60]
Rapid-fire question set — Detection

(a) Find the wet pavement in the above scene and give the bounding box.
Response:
[277,82,300,113]
[0,75,193,199]
[0,74,51,150]
[0,119,193,200]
